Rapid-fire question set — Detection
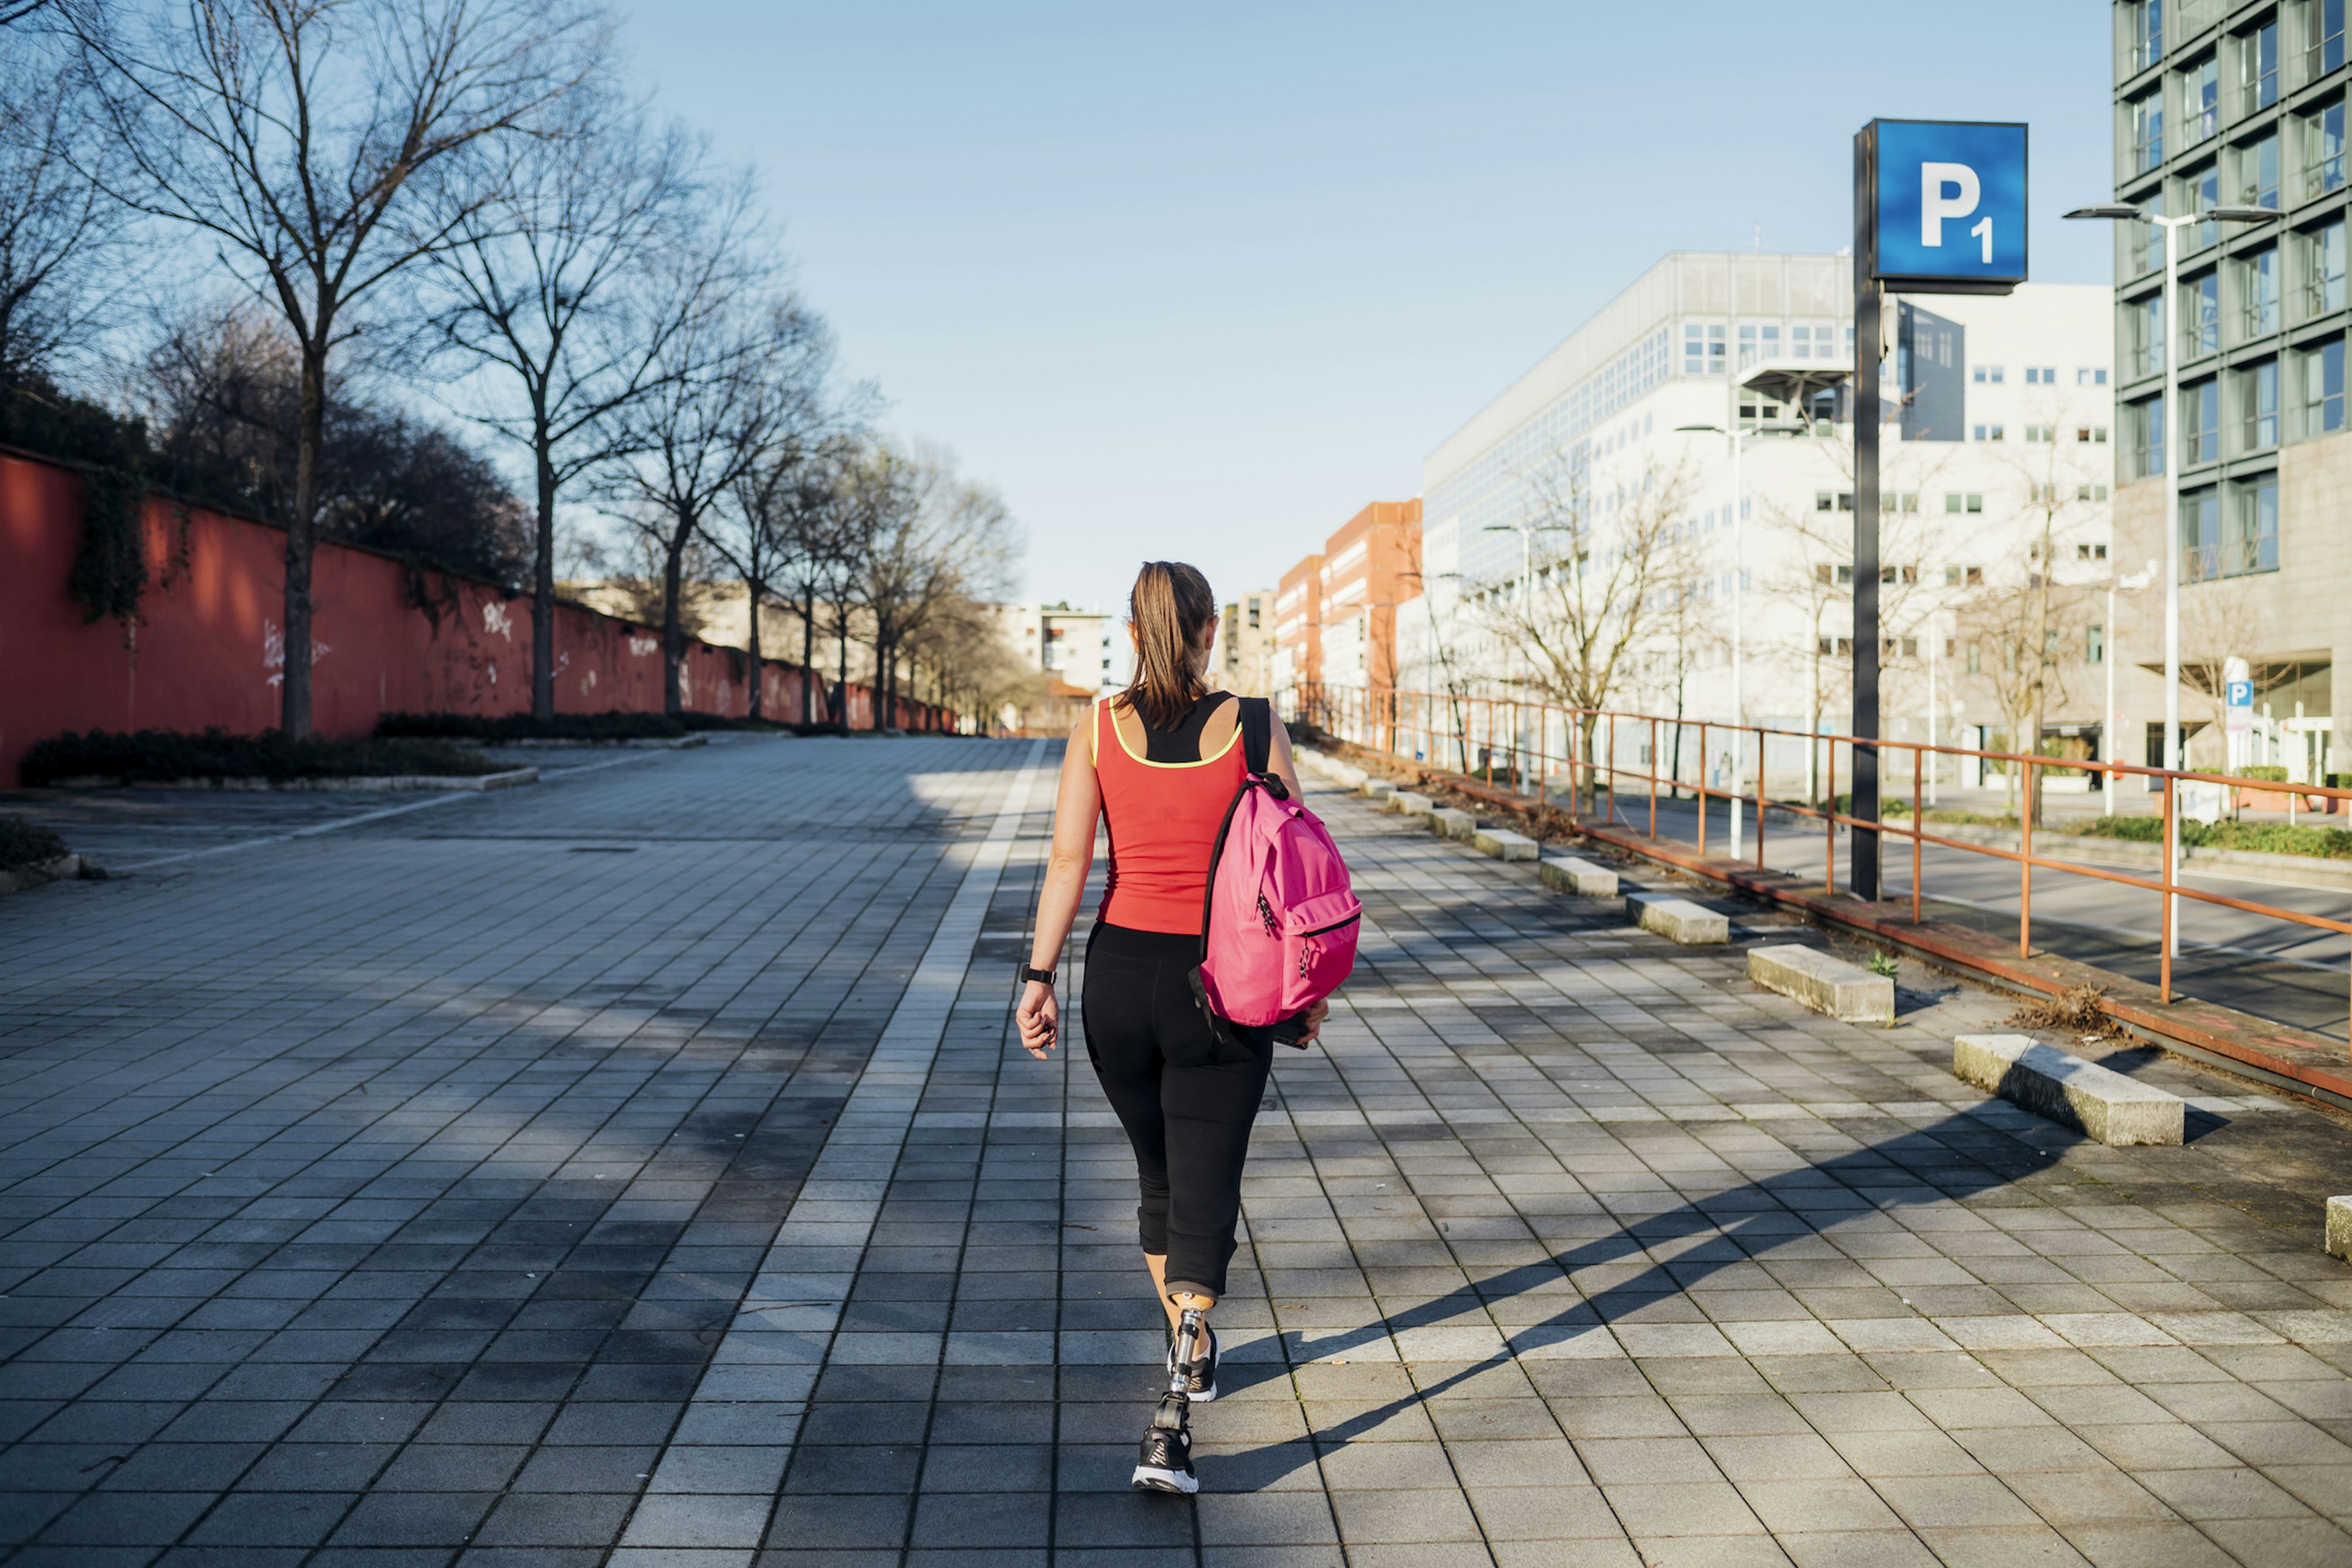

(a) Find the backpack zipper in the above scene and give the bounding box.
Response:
[1293,910,1362,940]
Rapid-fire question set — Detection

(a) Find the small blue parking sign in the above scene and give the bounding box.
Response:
[1869,120,2027,290]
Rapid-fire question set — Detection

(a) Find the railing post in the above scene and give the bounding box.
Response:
[1825,739,1836,896]
[1754,726,1766,870]
[2021,755,2034,959]
[2161,775,2176,1003]
[1649,716,1659,839]
[1697,720,1709,858]
[1912,745,1923,924]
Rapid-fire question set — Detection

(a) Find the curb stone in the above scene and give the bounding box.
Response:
[1951,1033,2185,1147]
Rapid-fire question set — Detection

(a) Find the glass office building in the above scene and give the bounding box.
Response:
[2111,0,2345,779]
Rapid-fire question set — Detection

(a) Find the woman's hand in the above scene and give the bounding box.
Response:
[1295,998,1330,1045]
[1017,980,1059,1058]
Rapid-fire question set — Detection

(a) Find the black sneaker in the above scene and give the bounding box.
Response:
[1131,1393,1198,1494]
[1163,1321,1219,1403]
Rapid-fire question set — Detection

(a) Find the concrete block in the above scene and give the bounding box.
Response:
[1538,856,1618,897]
[2328,1197,2352,1261]
[1392,791,1434,816]
[1362,778,1395,801]
[1747,944,1894,1026]
[1326,762,1366,789]
[1430,808,1477,840]
[1472,827,1539,862]
[1632,894,1729,945]
[1951,1033,2185,1147]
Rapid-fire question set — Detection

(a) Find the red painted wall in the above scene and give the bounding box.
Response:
[0,450,944,785]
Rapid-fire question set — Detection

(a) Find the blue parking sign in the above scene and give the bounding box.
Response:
[1870,120,2027,290]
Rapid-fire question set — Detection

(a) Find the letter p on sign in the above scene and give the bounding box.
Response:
[1920,162,1981,247]
[1870,120,2026,288]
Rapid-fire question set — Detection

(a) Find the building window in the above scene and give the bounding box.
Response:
[1971,364,2005,383]
[2239,247,2280,339]
[1943,493,1984,514]
[2078,543,2111,560]
[1972,423,2005,441]
[2241,357,2281,450]
[2076,424,2111,442]
[2131,394,2167,477]
[2183,376,2220,464]
[2314,0,2348,77]
[2131,193,2168,277]
[2305,99,2346,201]
[1737,323,1780,368]
[2183,53,2220,145]
[1967,642,1983,675]
[2024,424,2057,442]
[2132,292,2166,377]
[2186,269,2221,355]
[2024,366,2056,384]
[2077,367,2110,386]
[1683,322,1725,375]
[2130,88,2165,172]
[2231,478,2280,575]
[2301,219,2345,317]
[2076,483,2113,501]
[2087,624,2105,664]
[2127,0,2163,73]
[2241,17,2280,114]
[2236,131,2280,211]
[2181,485,2221,580]
[2302,337,2346,435]
[2185,161,2224,252]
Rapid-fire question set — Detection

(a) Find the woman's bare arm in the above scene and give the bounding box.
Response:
[1267,716,1306,801]
[1017,712,1101,1057]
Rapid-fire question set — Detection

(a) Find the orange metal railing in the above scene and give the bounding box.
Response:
[1289,682,2352,1036]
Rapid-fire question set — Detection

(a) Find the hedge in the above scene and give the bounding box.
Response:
[0,816,68,872]
[22,728,507,785]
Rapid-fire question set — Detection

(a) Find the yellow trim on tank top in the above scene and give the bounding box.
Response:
[1096,694,1242,770]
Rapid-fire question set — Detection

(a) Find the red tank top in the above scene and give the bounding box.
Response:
[1093,695,1246,935]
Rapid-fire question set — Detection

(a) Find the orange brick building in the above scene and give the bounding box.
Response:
[1273,501,1422,708]
[1272,553,1323,701]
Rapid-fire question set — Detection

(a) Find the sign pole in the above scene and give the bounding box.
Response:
[1852,124,1883,901]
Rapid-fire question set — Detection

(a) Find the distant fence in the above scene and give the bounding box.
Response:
[0,449,951,785]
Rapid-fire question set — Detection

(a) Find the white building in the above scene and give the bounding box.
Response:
[1400,252,2118,778]
[994,601,1120,696]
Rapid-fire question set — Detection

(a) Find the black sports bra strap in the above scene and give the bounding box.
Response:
[1239,697,1272,775]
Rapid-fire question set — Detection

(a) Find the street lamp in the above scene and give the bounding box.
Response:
[2104,561,2156,818]
[2064,200,2278,946]
[1675,421,1749,854]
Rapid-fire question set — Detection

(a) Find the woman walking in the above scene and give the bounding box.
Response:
[1015,560,1332,1494]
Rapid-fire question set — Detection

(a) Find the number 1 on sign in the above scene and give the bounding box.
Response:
[1970,216,1992,263]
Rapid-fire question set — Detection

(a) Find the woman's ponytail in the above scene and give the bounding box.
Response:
[1125,561,1218,729]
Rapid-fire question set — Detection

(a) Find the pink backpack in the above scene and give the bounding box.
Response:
[1188,700,1360,1038]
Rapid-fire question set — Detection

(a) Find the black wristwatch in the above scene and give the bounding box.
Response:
[1017,964,1056,988]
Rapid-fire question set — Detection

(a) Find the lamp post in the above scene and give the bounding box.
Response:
[1674,421,1749,854]
[2064,201,2278,966]
[2104,561,2156,818]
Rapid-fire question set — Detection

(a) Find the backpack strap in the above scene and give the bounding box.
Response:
[1238,696,1273,777]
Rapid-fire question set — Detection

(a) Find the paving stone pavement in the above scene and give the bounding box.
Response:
[3,737,2351,1567]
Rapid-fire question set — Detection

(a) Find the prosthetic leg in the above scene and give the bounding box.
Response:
[1131,1306,1204,1493]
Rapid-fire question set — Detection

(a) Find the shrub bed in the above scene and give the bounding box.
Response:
[0,816,69,872]
[377,710,688,742]
[23,728,507,785]
[2071,813,2352,859]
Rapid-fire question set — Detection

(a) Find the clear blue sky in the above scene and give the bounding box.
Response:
[614,1,2116,614]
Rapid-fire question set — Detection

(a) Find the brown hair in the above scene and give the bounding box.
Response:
[1122,561,1218,730]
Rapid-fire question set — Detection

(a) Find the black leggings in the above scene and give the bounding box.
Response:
[1081,922,1272,1301]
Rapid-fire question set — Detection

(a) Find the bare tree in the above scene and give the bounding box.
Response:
[59,0,604,733]
[605,278,832,716]
[1476,446,1698,809]
[714,428,861,722]
[903,591,1036,733]
[428,96,710,720]
[845,439,1017,731]
[0,31,132,385]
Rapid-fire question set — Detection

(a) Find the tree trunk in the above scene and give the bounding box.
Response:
[282,342,327,737]
[835,614,848,726]
[800,590,816,725]
[532,431,557,722]
[870,628,888,731]
[746,581,763,719]
[662,521,688,717]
